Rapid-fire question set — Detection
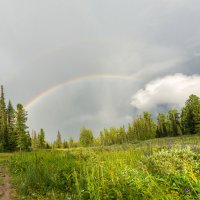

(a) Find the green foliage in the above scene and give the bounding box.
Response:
[79,127,94,147]
[31,129,49,149]
[63,140,69,148]
[7,100,16,150]
[0,86,31,152]
[168,109,182,136]
[181,94,200,134]
[31,131,38,149]
[15,104,30,151]
[38,128,45,149]
[7,135,200,199]
[54,131,62,148]
[0,85,7,151]
[129,112,156,141]
[143,145,200,197]
[156,113,169,137]
[157,110,182,138]
[100,126,128,146]
[69,137,74,148]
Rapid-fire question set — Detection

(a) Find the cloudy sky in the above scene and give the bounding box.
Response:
[0,0,200,141]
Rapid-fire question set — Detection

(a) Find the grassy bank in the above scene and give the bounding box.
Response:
[6,135,200,199]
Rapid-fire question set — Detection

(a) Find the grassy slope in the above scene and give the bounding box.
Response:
[4,135,200,200]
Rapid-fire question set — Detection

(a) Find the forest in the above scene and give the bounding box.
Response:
[0,85,199,151]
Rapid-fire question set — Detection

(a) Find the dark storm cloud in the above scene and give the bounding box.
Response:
[0,0,200,140]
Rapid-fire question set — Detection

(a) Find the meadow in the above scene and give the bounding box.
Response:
[4,135,200,200]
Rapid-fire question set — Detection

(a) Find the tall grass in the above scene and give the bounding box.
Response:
[7,135,200,199]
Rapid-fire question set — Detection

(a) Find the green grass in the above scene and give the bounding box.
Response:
[0,153,13,163]
[6,135,200,199]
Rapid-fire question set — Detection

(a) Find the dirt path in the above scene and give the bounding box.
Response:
[0,165,14,200]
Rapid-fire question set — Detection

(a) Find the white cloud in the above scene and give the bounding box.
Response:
[131,73,200,111]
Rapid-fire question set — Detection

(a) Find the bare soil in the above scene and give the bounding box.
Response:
[0,165,14,200]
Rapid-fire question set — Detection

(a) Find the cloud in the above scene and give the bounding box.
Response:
[0,0,200,140]
[27,78,138,141]
[131,74,200,111]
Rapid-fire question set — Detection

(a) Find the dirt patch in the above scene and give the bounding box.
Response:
[0,165,14,200]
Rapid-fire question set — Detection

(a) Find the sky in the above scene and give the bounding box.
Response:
[0,0,200,141]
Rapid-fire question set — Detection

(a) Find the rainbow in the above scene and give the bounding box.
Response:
[25,73,139,110]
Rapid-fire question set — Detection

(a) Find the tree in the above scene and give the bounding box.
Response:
[54,131,62,148]
[79,127,94,147]
[7,100,16,150]
[117,126,127,144]
[143,112,157,139]
[63,140,69,148]
[38,128,45,148]
[156,113,168,138]
[100,131,105,145]
[69,137,74,148]
[0,85,7,150]
[181,94,200,134]
[168,109,182,136]
[15,104,29,151]
[31,130,38,149]
[26,132,32,150]
[127,123,134,141]
[130,112,156,141]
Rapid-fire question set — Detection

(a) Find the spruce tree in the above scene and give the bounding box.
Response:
[0,86,7,151]
[54,131,62,148]
[15,104,28,151]
[7,100,16,150]
[38,128,45,148]
[31,130,38,149]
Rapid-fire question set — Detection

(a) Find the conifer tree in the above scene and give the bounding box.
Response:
[31,130,38,149]
[38,128,45,148]
[7,100,16,150]
[15,104,28,151]
[0,85,7,150]
[26,132,32,150]
[54,131,62,148]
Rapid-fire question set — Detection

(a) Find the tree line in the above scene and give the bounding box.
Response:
[36,94,200,149]
[1,85,200,151]
[0,86,31,151]
[78,94,200,147]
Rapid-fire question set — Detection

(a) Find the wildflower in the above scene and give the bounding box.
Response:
[144,151,151,157]
[185,188,190,193]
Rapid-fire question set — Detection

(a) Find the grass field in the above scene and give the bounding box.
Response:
[3,135,200,199]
